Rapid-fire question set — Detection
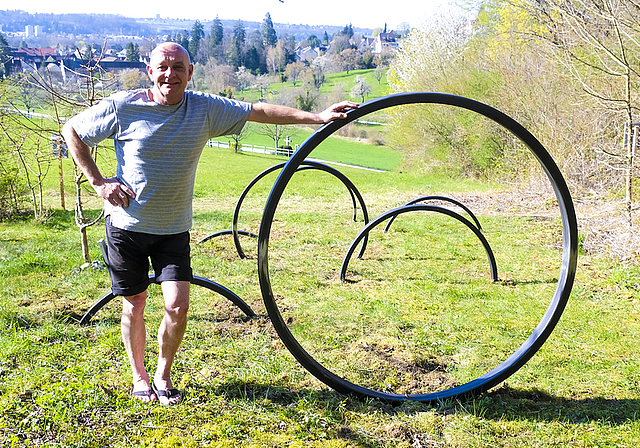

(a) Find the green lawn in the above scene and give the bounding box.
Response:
[2,136,640,447]
[236,68,391,104]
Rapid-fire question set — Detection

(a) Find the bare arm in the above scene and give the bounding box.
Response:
[62,122,135,208]
[248,100,359,125]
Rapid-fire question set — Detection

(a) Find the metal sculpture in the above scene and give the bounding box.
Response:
[256,92,578,403]
[383,195,483,233]
[339,204,498,282]
[198,160,370,259]
[79,274,256,325]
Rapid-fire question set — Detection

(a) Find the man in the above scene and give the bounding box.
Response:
[62,42,357,406]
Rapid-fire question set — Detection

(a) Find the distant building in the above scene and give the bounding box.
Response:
[373,32,398,54]
[11,47,58,70]
[359,37,376,53]
[295,46,319,63]
[8,47,146,76]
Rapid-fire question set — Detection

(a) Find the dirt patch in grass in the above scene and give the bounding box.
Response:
[438,189,640,262]
[360,342,459,395]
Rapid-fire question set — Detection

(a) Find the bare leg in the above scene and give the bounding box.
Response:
[122,290,156,403]
[154,280,190,405]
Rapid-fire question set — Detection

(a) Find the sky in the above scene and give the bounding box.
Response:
[17,0,461,31]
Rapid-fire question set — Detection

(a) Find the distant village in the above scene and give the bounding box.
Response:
[4,27,399,78]
[1,10,403,84]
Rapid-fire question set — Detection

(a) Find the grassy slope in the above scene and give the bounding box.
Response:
[236,68,391,104]
[1,146,640,447]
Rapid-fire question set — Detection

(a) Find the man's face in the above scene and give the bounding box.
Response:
[147,44,193,105]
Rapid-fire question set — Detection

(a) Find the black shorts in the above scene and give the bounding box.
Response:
[105,217,193,297]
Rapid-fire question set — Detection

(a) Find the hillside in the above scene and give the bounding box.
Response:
[0,9,372,44]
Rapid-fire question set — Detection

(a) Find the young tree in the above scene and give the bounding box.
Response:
[26,44,112,261]
[350,75,372,102]
[260,122,290,149]
[0,116,50,219]
[526,0,640,221]
[285,62,305,86]
[373,66,385,84]
[296,89,318,112]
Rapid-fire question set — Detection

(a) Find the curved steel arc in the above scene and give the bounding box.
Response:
[257,92,578,403]
[79,274,256,325]
[384,195,483,233]
[339,204,498,282]
[197,229,258,245]
[231,160,369,259]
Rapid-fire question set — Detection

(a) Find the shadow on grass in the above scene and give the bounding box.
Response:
[205,379,639,427]
[477,386,639,425]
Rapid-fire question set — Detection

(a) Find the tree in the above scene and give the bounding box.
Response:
[373,66,385,84]
[229,20,246,70]
[0,33,12,79]
[525,0,640,221]
[266,40,288,76]
[350,75,372,102]
[260,123,289,149]
[211,16,224,47]
[285,62,305,86]
[296,89,318,112]
[229,122,251,152]
[340,48,361,73]
[262,13,278,47]
[119,68,148,90]
[341,24,355,38]
[125,42,140,62]
[189,20,205,63]
[0,113,50,220]
[209,17,225,62]
[306,34,321,48]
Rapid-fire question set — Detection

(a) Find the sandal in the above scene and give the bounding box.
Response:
[152,382,182,406]
[130,388,156,403]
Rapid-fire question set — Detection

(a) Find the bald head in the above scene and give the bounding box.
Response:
[150,42,191,65]
[147,42,193,105]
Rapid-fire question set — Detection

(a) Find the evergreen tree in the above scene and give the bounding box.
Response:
[0,33,11,78]
[171,32,190,53]
[209,16,225,62]
[210,16,224,47]
[229,20,246,69]
[261,12,278,47]
[125,42,140,62]
[307,35,321,48]
[341,24,354,38]
[189,20,205,62]
[245,45,261,75]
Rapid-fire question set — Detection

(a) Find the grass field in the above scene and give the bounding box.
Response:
[1,142,640,447]
[236,69,391,105]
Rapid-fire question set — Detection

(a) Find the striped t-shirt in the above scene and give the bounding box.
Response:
[69,89,252,234]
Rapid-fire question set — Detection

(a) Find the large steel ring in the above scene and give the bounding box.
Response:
[257,92,578,403]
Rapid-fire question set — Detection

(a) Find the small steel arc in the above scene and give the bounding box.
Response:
[79,274,256,325]
[384,195,483,233]
[229,160,370,259]
[339,204,498,282]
